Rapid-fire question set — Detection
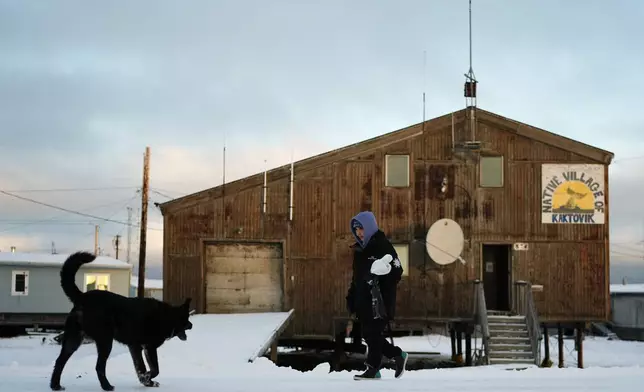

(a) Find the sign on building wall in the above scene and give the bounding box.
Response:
[541,164,606,224]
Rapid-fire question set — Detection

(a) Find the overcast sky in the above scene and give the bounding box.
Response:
[1,0,643,279]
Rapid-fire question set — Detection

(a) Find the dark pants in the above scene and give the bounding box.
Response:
[362,318,402,369]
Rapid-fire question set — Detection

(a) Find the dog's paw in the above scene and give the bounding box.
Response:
[100,384,115,391]
[50,385,65,391]
[138,372,159,387]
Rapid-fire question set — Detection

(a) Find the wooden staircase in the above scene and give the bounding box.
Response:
[487,311,535,365]
[473,281,542,367]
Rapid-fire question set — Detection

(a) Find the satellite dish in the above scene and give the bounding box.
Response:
[425,218,466,265]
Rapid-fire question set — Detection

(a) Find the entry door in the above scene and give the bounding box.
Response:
[482,244,511,311]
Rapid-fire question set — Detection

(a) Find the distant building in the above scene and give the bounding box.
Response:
[0,252,132,328]
[130,276,163,301]
[610,283,644,341]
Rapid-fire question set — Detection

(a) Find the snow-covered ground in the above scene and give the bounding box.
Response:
[2,313,644,391]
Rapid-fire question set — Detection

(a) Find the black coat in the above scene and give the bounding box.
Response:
[345,230,403,322]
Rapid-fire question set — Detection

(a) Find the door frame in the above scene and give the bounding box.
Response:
[200,238,286,314]
[478,242,514,311]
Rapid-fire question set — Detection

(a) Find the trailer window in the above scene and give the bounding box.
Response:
[84,274,110,292]
[11,270,29,296]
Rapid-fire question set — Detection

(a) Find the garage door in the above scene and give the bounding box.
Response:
[204,242,284,313]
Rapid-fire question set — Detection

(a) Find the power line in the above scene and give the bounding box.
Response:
[2,186,139,193]
[150,189,174,199]
[0,189,162,231]
[0,195,142,234]
[612,243,644,251]
[612,155,644,164]
[611,250,643,259]
[0,221,100,225]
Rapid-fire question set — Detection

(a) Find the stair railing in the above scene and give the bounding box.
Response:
[472,280,490,365]
[513,281,542,366]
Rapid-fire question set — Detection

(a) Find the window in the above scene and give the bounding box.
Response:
[392,244,409,277]
[84,274,110,292]
[385,154,410,187]
[11,270,29,296]
[480,156,504,187]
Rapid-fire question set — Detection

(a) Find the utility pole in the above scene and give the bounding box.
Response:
[51,241,57,255]
[113,235,121,260]
[94,225,99,255]
[137,146,150,298]
[126,206,133,264]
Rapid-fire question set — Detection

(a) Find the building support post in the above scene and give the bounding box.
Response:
[541,325,552,367]
[576,323,584,369]
[450,327,457,361]
[557,323,565,368]
[456,329,463,364]
[465,326,473,366]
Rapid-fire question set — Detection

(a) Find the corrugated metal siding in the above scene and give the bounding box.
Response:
[291,178,333,259]
[513,241,606,320]
[164,200,214,312]
[163,113,610,335]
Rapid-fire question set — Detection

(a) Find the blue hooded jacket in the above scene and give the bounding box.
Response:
[346,211,403,321]
[350,211,379,249]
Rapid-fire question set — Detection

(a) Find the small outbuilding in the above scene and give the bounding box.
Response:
[130,276,164,301]
[610,283,644,341]
[0,252,132,328]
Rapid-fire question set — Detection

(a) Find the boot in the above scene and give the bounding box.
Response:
[394,351,408,378]
[353,364,381,380]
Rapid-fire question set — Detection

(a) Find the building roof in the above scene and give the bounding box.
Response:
[130,276,163,289]
[0,252,132,270]
[159,107,615,213]
[610,283,644,295]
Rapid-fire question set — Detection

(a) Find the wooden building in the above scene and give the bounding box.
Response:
[158,107,614,340]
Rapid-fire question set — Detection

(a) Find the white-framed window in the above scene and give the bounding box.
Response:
[11,270,29,296]
[480,156,504,188]
[392,244,409,277]
[385,154,410,187]
[84,273,110,292]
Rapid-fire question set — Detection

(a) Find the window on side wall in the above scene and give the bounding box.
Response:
[385,154,410,187]
[392,244,409,277]
[84,273,110,292]
[11,270,29,296]
[480,156,504,188]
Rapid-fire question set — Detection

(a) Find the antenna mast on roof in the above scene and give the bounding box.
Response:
[422,50,426,132]
[221,130,227,238]
[463,0,479,145]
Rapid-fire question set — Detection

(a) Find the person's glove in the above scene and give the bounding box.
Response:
[370,254,393,276]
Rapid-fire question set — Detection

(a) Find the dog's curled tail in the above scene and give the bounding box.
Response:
[61,251,96,304]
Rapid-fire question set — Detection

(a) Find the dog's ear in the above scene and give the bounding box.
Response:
[183,297,192,308]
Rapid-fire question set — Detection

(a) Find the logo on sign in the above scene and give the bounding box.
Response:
[541,164,605,224]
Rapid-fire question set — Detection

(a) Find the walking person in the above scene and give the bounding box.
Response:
[345,211,408,380]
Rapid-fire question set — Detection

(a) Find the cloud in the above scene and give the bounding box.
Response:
[0,234,44,253]
[1,0,643,277]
